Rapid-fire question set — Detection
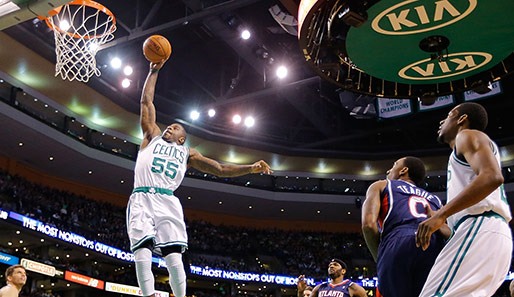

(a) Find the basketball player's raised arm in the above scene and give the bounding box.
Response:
[416,130,504,250]
[361,180,386,262]
[188,148,272,177]
[140,61,166,149]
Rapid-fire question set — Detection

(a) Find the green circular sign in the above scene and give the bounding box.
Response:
[346,0,514,84]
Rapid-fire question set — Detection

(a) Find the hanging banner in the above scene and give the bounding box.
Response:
[65,271,104,289]
[377,98,412,118]
[0,252,19,266]
[21,259,55,277]
[105,282,168,297]
[418,95,455,112]
[464,81,502,101]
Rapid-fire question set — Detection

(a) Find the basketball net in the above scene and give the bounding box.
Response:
[41,0,116,82]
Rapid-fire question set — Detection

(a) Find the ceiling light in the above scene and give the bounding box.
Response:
[121,78,131,88]
[123,65,133,76]
[218,201,222,205]
[120,180,124,184]
[208,109,216,117]
[33,98,38,101]
[280,208,284,212]
[88,41,99,52]
[59,20,71,31]
[276,65,288,79]
[190,110,200,121]
[85,253,89,257]
[16,230,20,234]
[40,239,44,242]
[49,156,54,161]
[88,170,93,175]
[19,240,23,243]
[18,142,23,147]
[232,114,242,124]
[244,116,255,127]
[110,57,122,69]
[241,29,251,40]
[44,104,48,108]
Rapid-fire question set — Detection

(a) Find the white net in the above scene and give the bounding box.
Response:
[46,1,116,82]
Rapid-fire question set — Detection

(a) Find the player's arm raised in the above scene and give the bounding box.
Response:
[361,180,387,262]
[349,282,367,297]
[416,130,504,250]
[188,148,272,177]
[140,61,166,149]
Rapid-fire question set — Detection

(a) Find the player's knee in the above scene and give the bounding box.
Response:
[161,245,184,257]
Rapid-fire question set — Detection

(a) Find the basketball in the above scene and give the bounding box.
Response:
[143,35,172,63]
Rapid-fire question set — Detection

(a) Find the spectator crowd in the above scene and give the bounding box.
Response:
[0,170,375,280]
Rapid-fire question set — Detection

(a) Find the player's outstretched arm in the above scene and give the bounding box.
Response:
[361,180,386,262]
[349,283,367,297]
[297,275,307,297]
[416,130,504,250]
[188,148,273,177]
[140,61,166,149]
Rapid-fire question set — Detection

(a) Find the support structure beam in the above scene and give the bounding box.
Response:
[99,0,259,50]
[203,76,320,109]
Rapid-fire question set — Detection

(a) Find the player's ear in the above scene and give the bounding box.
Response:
[400,166,409,176]
[178,136,185,145]
[457,113,468,126]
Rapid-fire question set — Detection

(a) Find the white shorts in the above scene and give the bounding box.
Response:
[126,190,188,252]
[419,213,512,297]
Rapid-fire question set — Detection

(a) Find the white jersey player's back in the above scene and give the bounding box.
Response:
[446,139,511,229]
[134,136,189,191]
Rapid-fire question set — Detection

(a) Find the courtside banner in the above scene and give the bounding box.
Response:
[65,271,104,289]
[0,252,19,265]
[21,258,55,276]
[377,98,412,118]
[418,95,454,112]
[464,81,502,101]
[105,282,168,297]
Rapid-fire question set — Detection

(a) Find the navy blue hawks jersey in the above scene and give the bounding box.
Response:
[317,280,353,297]
[378,179,443,239]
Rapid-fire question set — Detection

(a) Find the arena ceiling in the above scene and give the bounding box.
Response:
[2,0,514,157]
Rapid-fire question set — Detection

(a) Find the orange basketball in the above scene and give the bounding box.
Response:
[143,35,172,63]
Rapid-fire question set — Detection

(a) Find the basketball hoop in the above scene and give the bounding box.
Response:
[38,0,116,82]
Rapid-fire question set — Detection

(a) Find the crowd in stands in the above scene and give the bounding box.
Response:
[0,170,375,280]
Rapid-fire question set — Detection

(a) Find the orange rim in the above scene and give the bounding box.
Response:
[38,0,116,39]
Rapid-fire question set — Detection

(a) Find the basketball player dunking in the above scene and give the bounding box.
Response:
[298,259,367,297]
[127,60,272,297]
[416,102,512,296]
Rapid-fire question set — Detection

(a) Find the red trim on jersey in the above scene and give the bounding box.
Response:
[329,279,350,288]
[376,286,383,297]
[378,193,389,229]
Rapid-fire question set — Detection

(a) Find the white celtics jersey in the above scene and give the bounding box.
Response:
[134,136,189,191]
[446,140,511,229]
